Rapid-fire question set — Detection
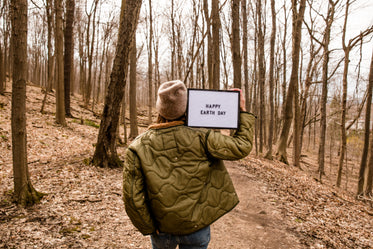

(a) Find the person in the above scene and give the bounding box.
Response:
[123,80,255,249]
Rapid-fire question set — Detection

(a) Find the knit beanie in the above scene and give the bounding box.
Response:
[156,80,187,120]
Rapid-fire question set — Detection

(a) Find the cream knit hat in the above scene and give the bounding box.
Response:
[156,80,187,120]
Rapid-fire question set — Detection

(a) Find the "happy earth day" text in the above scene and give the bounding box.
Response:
[200,104,226,115]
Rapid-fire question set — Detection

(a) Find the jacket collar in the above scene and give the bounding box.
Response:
[148,121,185,130]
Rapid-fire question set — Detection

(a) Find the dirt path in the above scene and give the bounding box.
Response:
[209,161,302,249]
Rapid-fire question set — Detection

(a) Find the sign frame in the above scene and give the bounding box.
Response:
[186,88,240,129]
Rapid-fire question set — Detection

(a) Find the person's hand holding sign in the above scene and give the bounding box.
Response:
[230,88,246,112]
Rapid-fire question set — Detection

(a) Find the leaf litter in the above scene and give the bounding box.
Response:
[0,84,372,248]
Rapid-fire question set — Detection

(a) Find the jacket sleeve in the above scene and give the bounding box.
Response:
[206,112,255,160]
[123,148,156,235]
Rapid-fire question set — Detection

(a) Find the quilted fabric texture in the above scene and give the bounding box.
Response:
[123,112,255,235]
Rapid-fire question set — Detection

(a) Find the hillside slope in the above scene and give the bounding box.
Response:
[0,84,372,248]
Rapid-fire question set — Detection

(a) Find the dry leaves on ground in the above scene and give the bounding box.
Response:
[1,84,373,248]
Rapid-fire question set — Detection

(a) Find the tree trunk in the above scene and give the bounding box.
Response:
[40,0,54,114]
[129,32,138,139]
[336,50,349,187]
[170,0,176,80]
[357,46,373,196]
[64,0,75,117]
[277,0,306,164]
[365,122,373,195]
[231,0,241,89]
[211,0,220,90]
[11,0,44,206]
[265,0,276,160]
[318,0,336,179]
[2,2,10,92]
[148,0,153,124]
[293,66,301,167]
[54,0,66,126]
[91,0,142,168]
[0,43,5,94]
[203,0,212,88]
[176,24,183,80]
[257,0,266,154]
[84,0,99,108]
[281,4,288,116]
[241,0,249,111]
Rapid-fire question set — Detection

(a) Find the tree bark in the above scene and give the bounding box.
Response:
[357,46,373,196]
[64,0,75,117]
[91,0,142,168]
[211,0,220,90]
[265,0,276,160]
[170,0,177,80]
[129,31,138,139]
[54,0,66,126]
[11,0,43,206]
[257,0,266,154]
[281,4,288,116]
[241,0,249,111]
[231,0,241,89]
[147,0,153,124]
[0,43,5,94]
[365,122,373,195]
[203,0,212,88]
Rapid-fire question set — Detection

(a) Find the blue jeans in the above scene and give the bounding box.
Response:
[150,226,210,249]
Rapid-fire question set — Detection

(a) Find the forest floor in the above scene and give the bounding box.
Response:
[1,83,373,249]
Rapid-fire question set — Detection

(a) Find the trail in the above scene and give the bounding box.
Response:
[209,161,302,249]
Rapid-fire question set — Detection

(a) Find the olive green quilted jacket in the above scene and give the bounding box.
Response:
[123,112,255,235]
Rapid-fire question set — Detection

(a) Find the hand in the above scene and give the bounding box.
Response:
[230,88,246,112]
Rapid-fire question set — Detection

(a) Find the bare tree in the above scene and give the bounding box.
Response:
[211,0,220,90]
[276,0,306,164]
[313,0,339,178]
[256,0,266,154]
[336,0,373,187]
[129,34,138,139]
[147,0,153,124]
[170,0,177,80]
[265,0,276,160]
[54,0,66,126]
[11,0,44,206]
[40,0,54,114]
[91,0,142,168]
[203,0,212,88]
[83,0,99,107]
[241,0,249,111]
[184,0,199,88]
[0,43,5,94]
[365,126,373,196]
[96,14,116,105]
[231,0,241,89]
[1,0,11,94]
[64,0,75,117]
[357,46,373,196]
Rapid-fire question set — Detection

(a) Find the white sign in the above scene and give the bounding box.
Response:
[186,89,240,129]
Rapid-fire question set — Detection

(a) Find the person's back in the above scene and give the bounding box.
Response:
[123,80,255,249]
